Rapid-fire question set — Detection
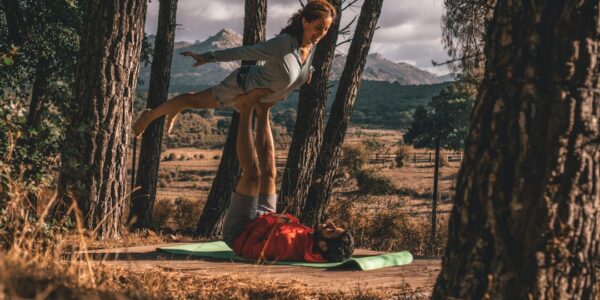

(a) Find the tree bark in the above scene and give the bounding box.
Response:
[430,135,440,254]
[1,0,24,45]
[26,61,48,130]
[278,0,342,216]
[195,0,267,237]
[128,0,178,230]
[55,0,147,238]
[433,0,599,298]
[302,0,384,226]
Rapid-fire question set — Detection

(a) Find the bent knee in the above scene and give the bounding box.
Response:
[243,167,262,183]
[260,168,276,181]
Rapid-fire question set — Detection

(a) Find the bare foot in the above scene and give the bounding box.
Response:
[254,101,275,116]
[165,113,178,135]
[132,108,152,137]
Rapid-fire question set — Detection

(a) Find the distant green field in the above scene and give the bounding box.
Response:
[137,81,450,129]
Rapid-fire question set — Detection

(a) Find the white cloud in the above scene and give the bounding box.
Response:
[201,2,244,21]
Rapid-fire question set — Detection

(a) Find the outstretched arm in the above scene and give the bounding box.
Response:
[201,34,292,63]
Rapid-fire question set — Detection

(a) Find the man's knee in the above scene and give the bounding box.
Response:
[243,166,262,184]
[260,167,276,182]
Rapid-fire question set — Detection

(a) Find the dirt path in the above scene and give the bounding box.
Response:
[85,244,441,294]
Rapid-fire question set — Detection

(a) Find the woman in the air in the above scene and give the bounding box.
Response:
[132,0,336,137]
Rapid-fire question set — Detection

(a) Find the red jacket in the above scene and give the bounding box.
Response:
[232,213,325,262]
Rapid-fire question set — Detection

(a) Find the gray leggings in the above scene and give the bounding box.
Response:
[222,192,277,247]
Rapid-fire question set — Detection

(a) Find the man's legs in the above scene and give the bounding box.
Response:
[221,88,272,246]
[254,102,277,213]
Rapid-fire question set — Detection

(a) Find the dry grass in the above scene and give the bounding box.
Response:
[0,163,427,299]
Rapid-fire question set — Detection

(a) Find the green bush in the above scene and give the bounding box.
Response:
[356,170,396,195]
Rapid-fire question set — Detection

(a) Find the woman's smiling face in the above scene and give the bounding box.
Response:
[302,15,333,45]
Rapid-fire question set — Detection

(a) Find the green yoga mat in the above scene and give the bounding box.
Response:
[157,241,413,271]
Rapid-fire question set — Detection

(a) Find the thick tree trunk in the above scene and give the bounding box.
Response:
[55,0,147,238]
[302,0,384,226]
[1,0,24,45]
[430,135,440,254]
[128,0,178,230]
[433,0,599,298]
[195,0,267,237]
[278,0,342,216]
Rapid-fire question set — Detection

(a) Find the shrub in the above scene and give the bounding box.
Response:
[395,145,410,168]
[356,170,396,195]
[163,153,178,161]
[172,197,202,231]
[340,145,369,175]
[362,138,383,152]
[158,179,169,188]
[439,153,450,167]
[152,199,172,229]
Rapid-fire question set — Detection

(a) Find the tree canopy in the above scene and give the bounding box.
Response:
[404,83,474,150]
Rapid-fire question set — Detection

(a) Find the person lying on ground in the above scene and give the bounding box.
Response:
[221,98,354,262]
[132,0,336,137]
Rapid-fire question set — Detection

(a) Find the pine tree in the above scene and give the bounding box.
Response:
[433,0,600,298]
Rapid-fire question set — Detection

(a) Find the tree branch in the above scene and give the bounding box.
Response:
[431,52,484,67]
[342,0,360,11]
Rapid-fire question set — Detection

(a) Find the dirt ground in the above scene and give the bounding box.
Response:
[86,243,442,294]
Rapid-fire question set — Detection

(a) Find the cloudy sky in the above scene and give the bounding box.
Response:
[145,0,450,75]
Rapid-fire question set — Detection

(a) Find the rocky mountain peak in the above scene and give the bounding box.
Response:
[206,28,242,48]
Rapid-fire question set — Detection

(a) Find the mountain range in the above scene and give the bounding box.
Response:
[139,28,454,88]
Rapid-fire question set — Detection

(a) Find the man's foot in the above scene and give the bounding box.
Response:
[254,101,275,116]
[165,113,178,135]
[132,108,152,137]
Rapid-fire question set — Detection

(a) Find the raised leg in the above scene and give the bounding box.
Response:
[132,88,218,137]
[233,88,273,197]
[254,102,277,196]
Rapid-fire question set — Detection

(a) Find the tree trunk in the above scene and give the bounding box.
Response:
[128,0,178,230]
[430,135,440,254]
[278,0,342,216]
[433,0,599,298]
[195,0,267,237]
[55,0,147,238]
[277,0,342,215]
[302,0,384,226]
[26,61,48,130]
[1,0,24,45]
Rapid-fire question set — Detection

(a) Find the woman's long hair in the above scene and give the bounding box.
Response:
[280,0,337,44]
